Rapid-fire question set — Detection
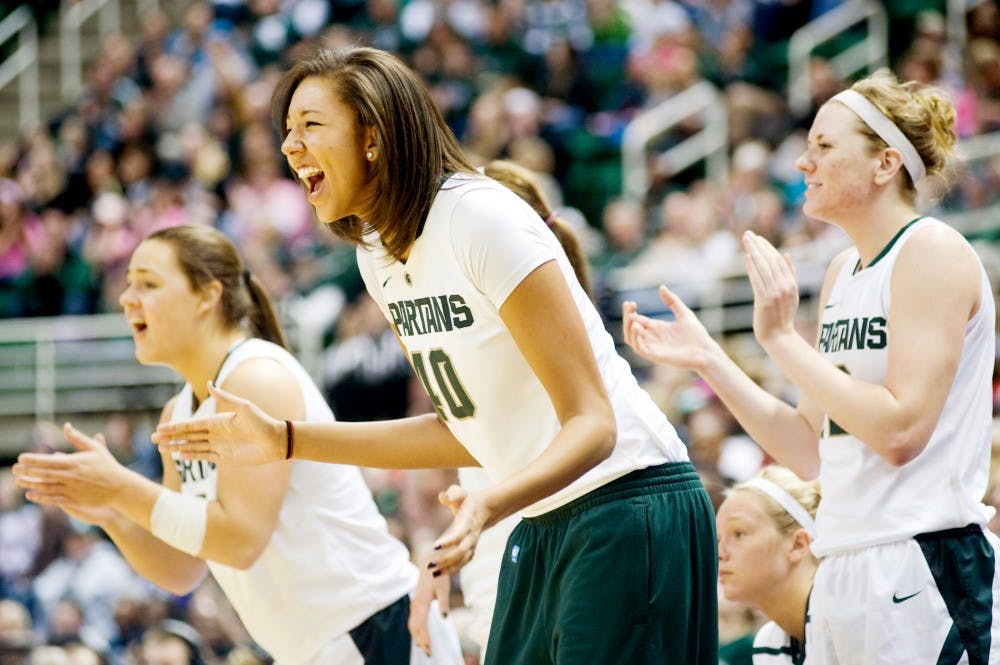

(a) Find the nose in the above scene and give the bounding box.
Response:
[795,149,812,174]
[119,284,137,310]
[281,130,303,157]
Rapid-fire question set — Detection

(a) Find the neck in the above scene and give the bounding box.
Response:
[756,562,816,642]
[174,329,248,406]
[831,194,916,268]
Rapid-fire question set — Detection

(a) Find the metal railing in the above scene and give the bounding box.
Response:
[788,1,888,117]
[0,314,177,426]
[621,80,728,203]
[61,0,120,103]
[0,308,322,454]
[0,6,39,134]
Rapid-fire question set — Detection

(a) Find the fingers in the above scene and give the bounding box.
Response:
[433,572,451,616]
[13,470,70,506]
[743,231,793,290]
[23,490,71,506]
[429,529,477,575]
[156,443,221,463]
[63,422,103,452]
[657,284,690,319]
[437,485,467,515]
[408,595,432,657]
[152,414,227,445]
[622,300,638,347]
[208,381,246,411]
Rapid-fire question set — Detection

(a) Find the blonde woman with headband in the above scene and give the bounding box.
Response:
[717,466,820,664]
[625,69,1000,663]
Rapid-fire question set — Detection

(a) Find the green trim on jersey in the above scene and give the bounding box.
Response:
[915,524,996,664]
[855,216,924,273]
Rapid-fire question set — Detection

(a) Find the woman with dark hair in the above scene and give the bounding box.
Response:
[15,225,462,665]
[153,48,718,665]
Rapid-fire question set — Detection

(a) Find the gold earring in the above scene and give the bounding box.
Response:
[366,151,374,160]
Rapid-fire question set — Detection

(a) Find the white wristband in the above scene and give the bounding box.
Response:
[150,489,208,556]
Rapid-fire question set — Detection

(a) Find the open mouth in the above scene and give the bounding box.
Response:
[129,321,148,335]
[296,166,326,199]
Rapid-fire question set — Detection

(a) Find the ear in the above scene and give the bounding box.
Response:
[786,528,813,564]
[873,147,905,186]
[363,126,378,162]
[196,279,223,317]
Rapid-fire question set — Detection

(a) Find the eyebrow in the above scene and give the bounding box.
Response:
[285,108,323,122]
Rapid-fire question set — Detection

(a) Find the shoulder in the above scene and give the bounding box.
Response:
[220,355,305,417]
[825,247,855,279]
[894,219,980,290]
[900,218,975,262]
[158,394,181,425]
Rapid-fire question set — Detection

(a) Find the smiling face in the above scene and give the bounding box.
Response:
[716,490,795,607]
[118,239,204,368]
[280,76,377,225]
[795,101,881,224]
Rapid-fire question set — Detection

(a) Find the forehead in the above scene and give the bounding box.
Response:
[717,490,772,525]
[810,101,864,139]
[287,76,345,115]
[128,238,179,273]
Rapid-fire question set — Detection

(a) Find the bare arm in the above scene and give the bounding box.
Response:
[15,358,306,591]
[153,387,478,469]
[622,269,837,480]
[476,260,616,520]
[746,226,980,465]
[428,261,616,573]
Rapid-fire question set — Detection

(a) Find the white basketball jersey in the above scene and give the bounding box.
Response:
[752,621,802,665]
[170,339,417,665]
[812,217,996,556]
[357,173,687,517]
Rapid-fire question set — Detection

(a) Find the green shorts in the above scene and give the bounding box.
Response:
[485,461,718,665]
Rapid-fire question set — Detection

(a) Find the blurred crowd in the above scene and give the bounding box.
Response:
[2,0,1000,663]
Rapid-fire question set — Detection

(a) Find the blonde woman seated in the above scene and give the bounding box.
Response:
[717,466,820,664]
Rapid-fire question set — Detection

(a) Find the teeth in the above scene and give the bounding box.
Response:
[296,166,322,180]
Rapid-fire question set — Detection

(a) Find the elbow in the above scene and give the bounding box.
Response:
[160,572,205,596]
[590,412,617,467]
[227,543,266,571]
[880,430,929,467]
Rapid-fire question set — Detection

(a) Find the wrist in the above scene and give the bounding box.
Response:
[759,327,799,355]
[283,420,295,460]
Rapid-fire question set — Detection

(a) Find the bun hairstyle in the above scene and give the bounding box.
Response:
[147,225,289,350]
[733,465,821,538]
[849,69,957,188]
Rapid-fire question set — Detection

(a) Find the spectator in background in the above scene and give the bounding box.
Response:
[139,620,207,665]
[0,470,42,607]
[30,519,138,654]
[0,599,35,665]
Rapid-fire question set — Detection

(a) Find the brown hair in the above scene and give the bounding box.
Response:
[482,160,593,298]
[845,69,957,195]
[271,47,476,262]
[147,226,289,349]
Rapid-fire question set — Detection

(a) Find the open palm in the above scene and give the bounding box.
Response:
[622,285,716,372]
[153,383,285,466]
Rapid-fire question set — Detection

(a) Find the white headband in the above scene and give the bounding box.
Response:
[741,477,817,539]
[831,89,926,184]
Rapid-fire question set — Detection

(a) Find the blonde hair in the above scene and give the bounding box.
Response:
[733,465,820,538]
[846,69,957,192]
